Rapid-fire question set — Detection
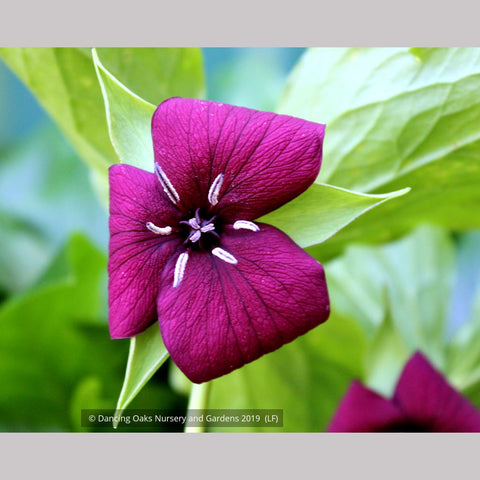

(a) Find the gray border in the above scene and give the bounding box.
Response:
[0,0,478,46]
[1,433,479,476]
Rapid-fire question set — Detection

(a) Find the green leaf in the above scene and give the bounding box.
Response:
[0,234,127,431]
[113,323,170,425]
[446,234,480,400]
[0,48,115,176]
[260,183,409,249]
[208,314,367,432]
[69,376,108,431]
[93,48,205,107]
[93,49,156,171]
[329,226,455,358]
[0,48,205,181]
[279,48,480,256]
[448,318,480,403]
[364,309,410,397]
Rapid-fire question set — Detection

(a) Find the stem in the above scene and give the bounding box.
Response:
[184,381,211,433]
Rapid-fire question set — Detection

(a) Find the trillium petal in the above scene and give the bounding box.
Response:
[327,380,406,432]
[156,224,330,383]
[152,97,325,220]
[393,352,480,432]
[109,164,183,338]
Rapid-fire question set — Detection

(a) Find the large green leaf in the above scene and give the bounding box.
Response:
[0,234,127,431]
[0,48,205,182]
[260,183,409,249]
[0,48,114,176]
[208,314,367,432]
[94,48,205,107]
[279,48,480,257]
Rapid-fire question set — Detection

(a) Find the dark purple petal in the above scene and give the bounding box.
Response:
[152,97,325,221]
[108,164,183,338]
[327,380,406,432]
[156,224,330,383]
[393,352,480,432]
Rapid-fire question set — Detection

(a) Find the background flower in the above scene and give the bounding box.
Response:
[328,352,480,432]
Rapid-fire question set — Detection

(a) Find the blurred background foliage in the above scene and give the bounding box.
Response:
[0,48,479,432]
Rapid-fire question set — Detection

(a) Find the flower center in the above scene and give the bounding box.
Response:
[179,208,219,246]
[147,165,261,288]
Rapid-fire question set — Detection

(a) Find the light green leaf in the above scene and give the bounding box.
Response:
[327,226,456,369]
[0,48,115,176]
[279,47,480,255]
[448,318,480,403]
[113,323,169,425]
[260,183,409,249]
[364,309,410,397]
[446,233,480,401]
[208,314,367,432]
[93,49,156,171]
[93,48,205,107]
[0,47,205,182]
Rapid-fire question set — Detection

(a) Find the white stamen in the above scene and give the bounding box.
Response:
[155,163,180,205]
[146,222,172,235]
[233,220,260,232]
[173,252,189,288]
[200,223,215,233]
[189,230,202,243]
[188,218,200,229]
[208,173,224,206]
[212,247,238,265]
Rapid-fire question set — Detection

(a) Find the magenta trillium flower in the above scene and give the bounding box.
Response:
[108,97,330,383]
[328,352,480,432]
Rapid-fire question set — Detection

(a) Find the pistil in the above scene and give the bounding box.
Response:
[149,169,263,287]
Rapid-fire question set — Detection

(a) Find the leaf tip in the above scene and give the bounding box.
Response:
[91,47,103,72]
[388,186,411,199]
